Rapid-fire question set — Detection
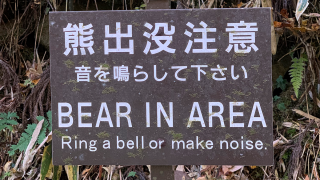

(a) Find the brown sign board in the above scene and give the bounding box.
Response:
[50,8,273,165]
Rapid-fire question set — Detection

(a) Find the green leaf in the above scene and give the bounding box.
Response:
[45,7,50,15]
[65,165,78,180]
[140,4,146,7]
[53,165,62,180]
[273,95,280,102]
[9,111,52,156]
[289,56,307,98]
[0,112,19,131]
[9,124,36,156]
[276,75,287,91]
[37,118,48,144]
[1,119,18,125]
[40,143,52,180]
[277,103,286,111]
[47,111,52,131]
[36,111,52,144]
[0,171,11,179]
[23,79,35,88]
[128,171,136,177]
[286,128,297,137]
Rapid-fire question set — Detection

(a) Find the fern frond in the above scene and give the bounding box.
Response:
[8,124,36,156]
[36,111,52,144]
[9,111,53,156]
[47,111,52,131]
[0,119,18,125]
[0,112,19,131]
[289,57,307,97]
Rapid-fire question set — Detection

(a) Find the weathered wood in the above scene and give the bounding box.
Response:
[147,1,174,179]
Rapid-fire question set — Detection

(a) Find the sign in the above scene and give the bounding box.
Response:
[50,8,273,165]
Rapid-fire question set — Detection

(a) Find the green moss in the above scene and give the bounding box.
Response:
[240,102,251,111]
[79,61,89,66]
[63,157,73,165]
[189,93,198,98]
[131,21,140,27]
[64,79,77,85]
[127,152,136,158]
[232,90,245,96]
[232,53,247,59]
[249,128,256,136]
[72,86,80,92]
[192,129,202,134]
[212,53,219,58]
[102,86,117,94]
[72,134,79,139]
[64,59,74,68]
[53,129,66,137]
[225,133,233,140]
[100,63,110,68]
[97,131,110,139]
[81,115,89,120]
[206,71,213,79]
[127,148,144,159]
[251,65,259,72]
[167,130,183,141]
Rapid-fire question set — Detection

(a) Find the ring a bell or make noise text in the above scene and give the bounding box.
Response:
[61,135,267,151]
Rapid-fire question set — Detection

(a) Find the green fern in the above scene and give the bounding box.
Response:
[8,124,37,156]
[8,111,52,156]
[36,111,52,143]
[289,57,307,98]
[0,112,19,131]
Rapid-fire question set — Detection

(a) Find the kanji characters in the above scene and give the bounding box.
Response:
[143,23,176,54]
[75,65,91,82]
[105,22,134,54]
[63,21,260,56]
[114,65,130,82]
[191,65,208,81]
[184,21,217,54]
[225,21,258,53]
[64,23,94,56]
[94,66,110,82]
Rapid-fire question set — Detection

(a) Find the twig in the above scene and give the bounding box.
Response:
[260,166,270,179]
[46,0,55,11]
[99,165,102,180]
[86,0,90,11]
[94,0,98,10]
[292,109,320,126]
[277,44,303,62]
